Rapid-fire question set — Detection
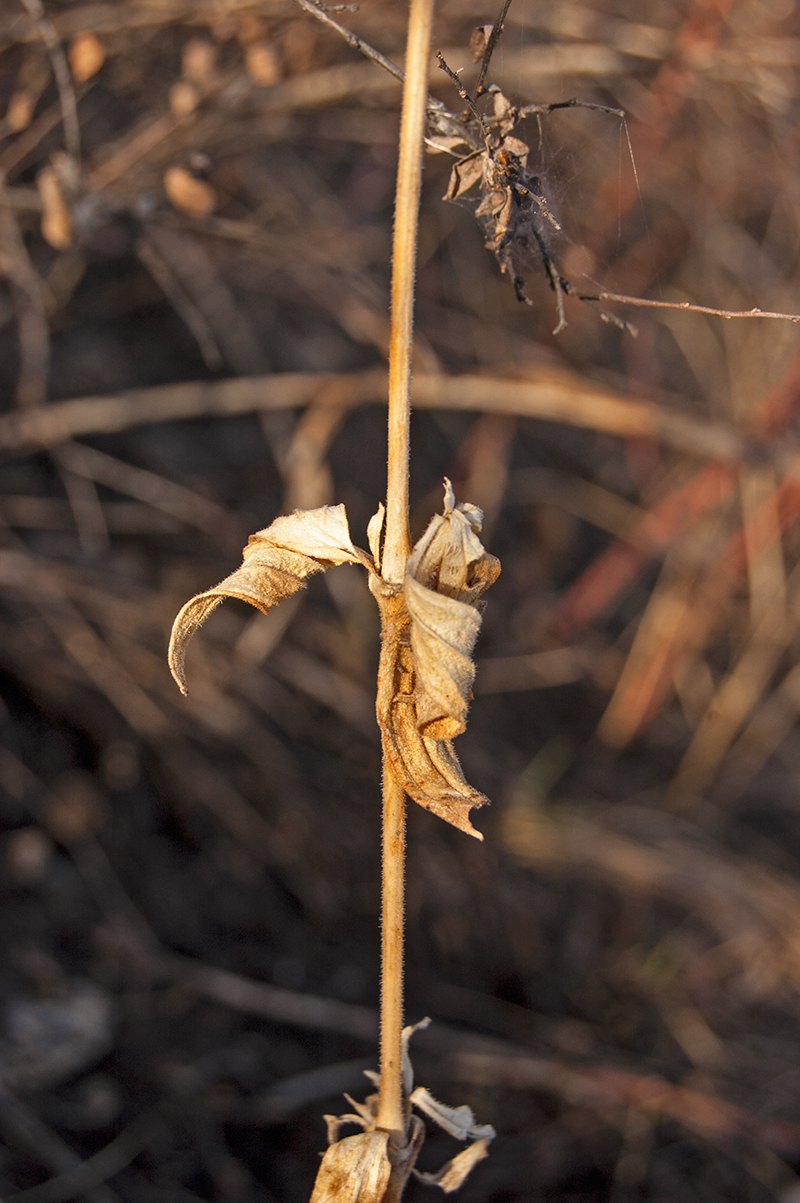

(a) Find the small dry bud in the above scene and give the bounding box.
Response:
[69,32,106,83]
[169,81,199,118]
[163,166,216,217]
[6,90,35,132]
[181,38,217,83]
[245,42,281,85]
[37,165,73,250]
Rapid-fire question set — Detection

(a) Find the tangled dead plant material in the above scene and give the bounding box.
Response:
[297,0,800,335]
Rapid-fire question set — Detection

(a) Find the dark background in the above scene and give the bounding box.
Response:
[1,0,800,1199]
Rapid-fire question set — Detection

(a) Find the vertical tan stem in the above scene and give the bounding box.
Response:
[376,761,406,1137]
[382,0,435,587]
[377,0,435,1141]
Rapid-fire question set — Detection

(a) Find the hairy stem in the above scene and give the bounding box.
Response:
[377,0,435,1142]
[376,762,407,1140]
[382,0,434,587]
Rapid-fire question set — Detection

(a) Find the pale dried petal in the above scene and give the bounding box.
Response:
[169,504,370,693]
[310,1131,392,1203]
[414,1138,492,1193]
[367,503,384,573]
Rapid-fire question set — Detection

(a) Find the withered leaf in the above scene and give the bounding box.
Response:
[376,482,500,839]
[169,504,372,693]
[413,1138,492,1194]
[469,24,493,62]
[407,484,499,738]
[366,502,384,574]
[309,1131,392,1203]
[408,1087,495,1142]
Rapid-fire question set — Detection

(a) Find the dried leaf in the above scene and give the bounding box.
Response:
[367,503,384,573]
[409,1087,496,1141]
[375,482,499,838]
[309,1131,392,1203]
[406,482,498,738]
[169,505,371,693]
[443,152,484,202]
[401,1016,431,1094]
[414,1138,492,1193]
[470,24,493,62]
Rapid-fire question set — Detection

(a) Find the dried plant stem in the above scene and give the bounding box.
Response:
[377,765,407,1139]
[376,0,435,1142]
[382,0,434,586]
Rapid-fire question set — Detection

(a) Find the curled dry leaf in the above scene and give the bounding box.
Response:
[374,481,500,839]
[169,504,372,694]
[366,502,385,574]
[413,1139,492,1193]
[408,1086,495,1141]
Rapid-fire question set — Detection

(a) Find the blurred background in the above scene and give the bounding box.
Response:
[1,0,800,1198]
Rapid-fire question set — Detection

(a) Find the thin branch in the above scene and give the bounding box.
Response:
[18,0,80,161]
[294,0,471,144]
[294,0,405,85]
[475,0,513,96]
[578,291,800,323]
[435,51,485,131]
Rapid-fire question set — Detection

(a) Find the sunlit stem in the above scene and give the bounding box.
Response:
[377,0,435,1142]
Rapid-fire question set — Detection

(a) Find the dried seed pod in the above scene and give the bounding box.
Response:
[69,32,105,83]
